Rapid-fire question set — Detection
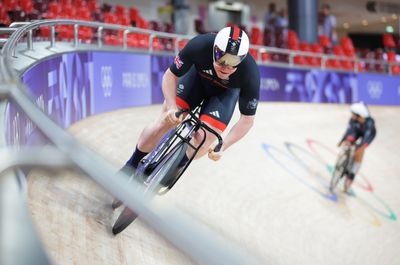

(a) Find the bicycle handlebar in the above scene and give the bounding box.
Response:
[175,109,223,153]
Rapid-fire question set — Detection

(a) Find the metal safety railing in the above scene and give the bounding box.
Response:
[0,20,264,265]
[1,19,397,75]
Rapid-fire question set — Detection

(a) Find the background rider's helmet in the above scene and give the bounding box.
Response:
[350,102,370,118]
[213,26,249,67]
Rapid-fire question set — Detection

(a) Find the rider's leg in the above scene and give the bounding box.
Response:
[187,126,221,159]
[125,102,176,169]
[345,146,365,191]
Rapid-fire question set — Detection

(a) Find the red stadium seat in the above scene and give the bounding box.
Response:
[115,5,126,16]
[129,7,139,26]
[3,0,19,10]
[326,59,341,69]
[20,0,35,13]
[178,39,188,50]
[48,2,62,16]
[319,35,332,53]
[250,26,262,45]
[383,34,396,49]
[261,52,270,62]
[87,0,99,12]
[387,51,397,62]
[126,33,139,48]
[391,65,400,75]
[249,48,259,61]
[104,34,121,46]
[103,12,118,24]
[293,55,306,65]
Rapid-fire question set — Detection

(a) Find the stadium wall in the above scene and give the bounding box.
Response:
[4,50,400,146]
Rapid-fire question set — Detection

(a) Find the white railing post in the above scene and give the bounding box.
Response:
[50,25,56,47]
[73,24,79,47]
[97,27,103,48]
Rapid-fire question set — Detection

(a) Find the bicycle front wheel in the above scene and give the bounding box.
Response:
[330,154,348,192]
[144,141,188,194]
[112,207,138,235]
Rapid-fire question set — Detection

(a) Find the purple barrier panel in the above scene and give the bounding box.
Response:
[23,52,93,128]
[5,52,94,145]
[92,52,151,114]
[4,102,29,146]
[259,66,356,103]
[357,73,400,106]
[151,55,174,104]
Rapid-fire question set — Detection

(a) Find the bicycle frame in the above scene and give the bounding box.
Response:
[139,106,223,192]
[330,144,356,192]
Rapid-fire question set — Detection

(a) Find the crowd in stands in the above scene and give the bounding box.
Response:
[242,2,400,74]
[0,0,399,74]
[0,0,188,51]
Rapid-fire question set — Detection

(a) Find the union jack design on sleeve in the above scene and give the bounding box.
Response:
[174,55,184,69]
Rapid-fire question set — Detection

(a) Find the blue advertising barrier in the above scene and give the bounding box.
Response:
[357,73,400,105]
[4,51,400,145]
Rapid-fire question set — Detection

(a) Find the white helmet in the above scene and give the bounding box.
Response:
[350,102,369,118]
[213,26,249,67]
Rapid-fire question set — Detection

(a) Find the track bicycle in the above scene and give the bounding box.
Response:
[329,143,355,193]
[112,105,223,235]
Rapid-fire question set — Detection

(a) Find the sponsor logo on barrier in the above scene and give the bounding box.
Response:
[367,81,383,99]
[122,72,149,89]
[36,95,45,112]
[260,78,280,91]
[101,66,113,97]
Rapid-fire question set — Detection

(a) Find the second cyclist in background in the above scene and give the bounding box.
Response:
[337,102,376,193]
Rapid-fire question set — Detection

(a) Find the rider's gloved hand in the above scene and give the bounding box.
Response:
[208,143,224,161]
[165,107,183,126]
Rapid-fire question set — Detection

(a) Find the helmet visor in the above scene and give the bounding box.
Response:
[214,46,246,67]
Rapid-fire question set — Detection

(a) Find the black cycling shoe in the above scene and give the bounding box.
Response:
[111,164,136,209]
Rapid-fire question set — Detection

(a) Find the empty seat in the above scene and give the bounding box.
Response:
[249,48,259,61]
[383,33,396,49]
[250,26,262,45]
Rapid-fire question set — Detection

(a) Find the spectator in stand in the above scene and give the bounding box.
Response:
[318,4,337,46]
[275,8,288,29]
[264,2,277,46]
[172,0,190,35]
[158,1,174,25]
[274,8,288,48]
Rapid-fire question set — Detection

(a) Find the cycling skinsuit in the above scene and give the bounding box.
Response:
[169,33,260,132]
[341,117,376,149]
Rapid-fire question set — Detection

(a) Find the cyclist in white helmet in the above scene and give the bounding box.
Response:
[119,26,260,179]
[338,101,376,192]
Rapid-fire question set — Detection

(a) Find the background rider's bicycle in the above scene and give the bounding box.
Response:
[330,144,355,194]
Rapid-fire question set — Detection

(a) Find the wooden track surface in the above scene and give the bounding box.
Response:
[28,103,400,265]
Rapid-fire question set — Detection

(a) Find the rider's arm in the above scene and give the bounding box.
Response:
[162,68,180,109]
[355,119,376,149]
[222,114,254,151]
[218,58,259,151]
[338,119,357,146]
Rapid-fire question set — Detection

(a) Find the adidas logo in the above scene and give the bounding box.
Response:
[202,69,213,75]
[210,110,220,118]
